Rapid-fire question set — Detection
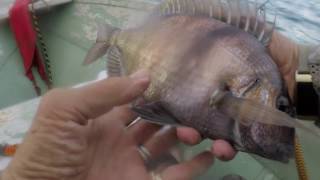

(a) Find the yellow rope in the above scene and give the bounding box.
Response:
[295,137,309,180]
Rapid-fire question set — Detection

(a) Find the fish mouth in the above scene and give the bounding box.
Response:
[231,91,296,163]
[276,95,297,117]
[255,95,295,163]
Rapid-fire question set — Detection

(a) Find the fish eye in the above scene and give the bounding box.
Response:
[241,78,261,96]
[250,78,261,89]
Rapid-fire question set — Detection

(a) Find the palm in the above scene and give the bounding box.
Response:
[3,75,214,180]
[6,106,160,180]
[85,109,150,180]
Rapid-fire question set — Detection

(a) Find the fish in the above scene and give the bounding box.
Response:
[83,0,296,162]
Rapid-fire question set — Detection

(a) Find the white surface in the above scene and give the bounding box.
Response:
[296,74,312,82]
[0,0,72,22]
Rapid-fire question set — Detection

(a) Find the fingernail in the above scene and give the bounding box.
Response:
[130,69,150,82]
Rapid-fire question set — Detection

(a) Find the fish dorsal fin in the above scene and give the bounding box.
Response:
[106,46,125,77]
[152,0,276,46]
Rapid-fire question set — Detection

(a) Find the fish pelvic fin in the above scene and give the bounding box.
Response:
[83,23,120,66]
[152,0,276,47]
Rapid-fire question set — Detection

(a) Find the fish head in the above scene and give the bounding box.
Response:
[221,51,295,162]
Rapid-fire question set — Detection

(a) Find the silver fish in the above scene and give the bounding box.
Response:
[84,0,296,162]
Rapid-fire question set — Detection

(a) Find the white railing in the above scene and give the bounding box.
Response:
[0,0,72,22]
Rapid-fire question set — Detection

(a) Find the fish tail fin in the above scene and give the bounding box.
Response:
[83,23,120,65]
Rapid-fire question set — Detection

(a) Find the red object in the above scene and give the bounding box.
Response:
[9,0,49,95]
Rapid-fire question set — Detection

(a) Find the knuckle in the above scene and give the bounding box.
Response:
[38,88,71,116]
[43,88,64,100]
[41,88,67,106]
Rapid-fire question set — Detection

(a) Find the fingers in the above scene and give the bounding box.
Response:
[176,127,237,161]
[212,140,237,161]
[161,151,214,180]
[268,32,299,100]
[144,127,178,158]
[94,105,138,129]
[110,105,139,126]
[127,120,162,145]
[73,70,150,120]
[176,127,202,145]
[39,70,150,124]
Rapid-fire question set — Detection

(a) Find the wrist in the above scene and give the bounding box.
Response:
[1,167,23,180]
[0,156,35,180]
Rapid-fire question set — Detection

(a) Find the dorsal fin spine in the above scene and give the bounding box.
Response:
[168,0,172,14]
[172,0,177,14]
[252,1,259,35]
[244,0,250,32]
[258,29,265,41]
[209,5,213,17]
[235,0,241,28]
[191,0,196,15]
[200,0,206,14]
[180,0,186,14]
[226,1,232,24]
[165,2,170,15]
[257,9,267,41]
[177,0,182,13]
[262,14,277,46]
[217,0,223,20]
[155,0,275,47]
[169,1,173,14]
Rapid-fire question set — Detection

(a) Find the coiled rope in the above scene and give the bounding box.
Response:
[295,137,309,180]
[30,0,53,87]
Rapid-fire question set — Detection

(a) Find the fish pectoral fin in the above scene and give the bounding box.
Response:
[210,89,320,139]
[131,102,181,126]
[106,46,124,77]
[83,42,108,65]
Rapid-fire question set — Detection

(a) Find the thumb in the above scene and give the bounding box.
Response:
[37,70,150,124]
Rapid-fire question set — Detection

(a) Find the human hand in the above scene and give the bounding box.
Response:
[2,70,214,180]
[268,31,299,100]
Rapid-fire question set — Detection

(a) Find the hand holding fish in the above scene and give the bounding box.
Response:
[84,0,304,162]
[1,70,236,180]
[82,0,310,163]
[268,31,299,100]
[269,31,320,100]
